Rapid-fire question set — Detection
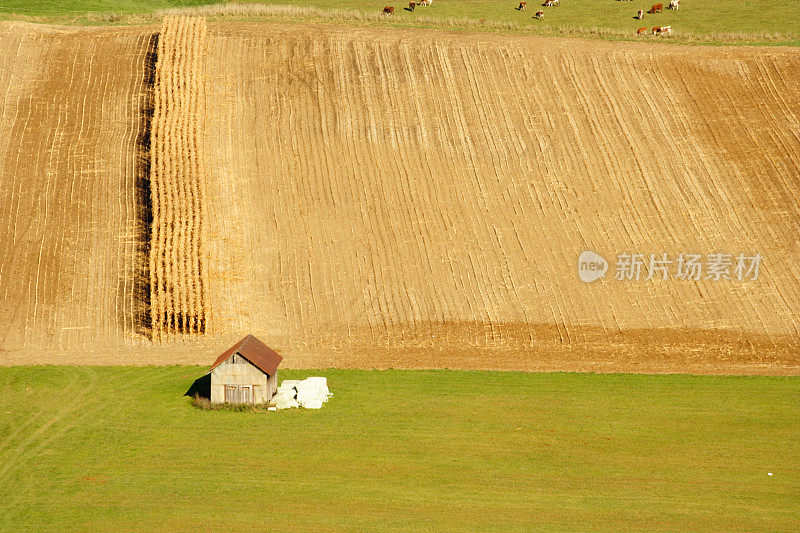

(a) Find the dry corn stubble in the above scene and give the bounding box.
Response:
[1,21,799,373]
[149,16,209,340]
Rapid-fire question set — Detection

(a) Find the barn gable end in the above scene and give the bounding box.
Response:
[208,334,282,375]
[208,335,282,404]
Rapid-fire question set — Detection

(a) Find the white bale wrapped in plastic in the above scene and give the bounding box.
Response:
[306,377,332,400]
[270,391,299,409]
[277,386,297,397]
[302,398,325,409]
[272,377,332,409]
[295,380,318,407]
[295,377,333,408]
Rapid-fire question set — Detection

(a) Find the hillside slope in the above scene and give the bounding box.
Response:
[202,24,800,371]
[1,21,799,372]
[0,22,151,354]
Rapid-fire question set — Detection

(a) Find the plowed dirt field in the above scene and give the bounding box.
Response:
[2,21,799,373]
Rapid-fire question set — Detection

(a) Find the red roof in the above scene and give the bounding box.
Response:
[208,335,283,376]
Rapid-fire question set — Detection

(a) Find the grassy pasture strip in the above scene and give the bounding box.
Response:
[0,0,217,18]
[0,366,167,524]
[0,366,797,530]
[1,1,799,46]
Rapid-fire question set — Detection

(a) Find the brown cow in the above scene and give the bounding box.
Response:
[408,1,415,10]
[518,1,526,10]
[636,27,648,35]
[383,6,394,14]
[654,25,672,35]
[648,3,663,13]
[534,9,544,18]
[543,0,559,6]
[637,9,644,19]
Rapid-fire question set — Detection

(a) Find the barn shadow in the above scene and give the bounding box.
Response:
[184,373,210,399]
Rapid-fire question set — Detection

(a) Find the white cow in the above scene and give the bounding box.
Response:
[668,0,680,10]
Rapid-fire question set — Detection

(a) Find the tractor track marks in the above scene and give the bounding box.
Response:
[1,23,799,372]
[200,25,800,371]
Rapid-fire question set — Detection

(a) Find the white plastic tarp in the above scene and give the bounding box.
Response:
[271,391,299,409]
[307,377,331,398]
[302,398,324,409]
[272,377,332,409]
[295,377,332,408]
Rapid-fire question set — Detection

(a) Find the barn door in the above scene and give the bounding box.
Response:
[224,385,238,403]
[241,386,252,404]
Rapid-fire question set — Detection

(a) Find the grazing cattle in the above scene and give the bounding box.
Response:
[637,9,644,19]
[648,3,663,13]
[383,5,394,14]
[418,0,430,5]
[534,10,544,18]
[408,1,415,10]
[518,1,526,10]
[636,27,648,35]
[668,0,680,9]
[543,0,559,5]
[652,25,671,35]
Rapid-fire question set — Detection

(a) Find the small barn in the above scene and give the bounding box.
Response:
[208,335,283,404]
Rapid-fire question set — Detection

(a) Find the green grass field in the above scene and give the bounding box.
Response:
[0,367,798,530]
[0,0,214,17]
[1,0,799,45]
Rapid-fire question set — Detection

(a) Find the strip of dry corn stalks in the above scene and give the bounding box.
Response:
[150,16,209,340]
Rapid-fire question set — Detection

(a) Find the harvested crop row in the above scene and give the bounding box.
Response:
[149,16,209,340]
